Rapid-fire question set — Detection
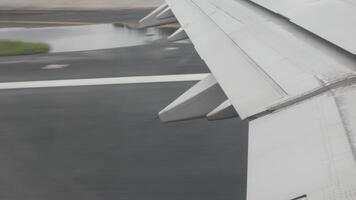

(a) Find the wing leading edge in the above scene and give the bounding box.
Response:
[139,0,356,199]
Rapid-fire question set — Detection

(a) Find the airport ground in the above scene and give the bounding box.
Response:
[0,10,152,27]
[0,9,248,200]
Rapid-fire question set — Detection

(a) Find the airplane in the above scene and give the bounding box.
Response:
[139,0,356,200]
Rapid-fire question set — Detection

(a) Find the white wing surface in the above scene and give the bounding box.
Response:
[249,90,356,200]
[249,0,356,54]
[140,0,356,199]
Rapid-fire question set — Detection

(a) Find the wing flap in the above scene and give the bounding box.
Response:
[159,74,227,122]
[166,0,288,119]
[139,3,177,28]
[206,100,238,121]
[248,89,356,200]
[168,28,188,42]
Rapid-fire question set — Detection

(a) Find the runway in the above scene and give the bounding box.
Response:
[0,10,152,27]
[0,10,248,200]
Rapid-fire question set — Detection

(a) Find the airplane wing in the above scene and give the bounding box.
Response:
[139,0,356,199]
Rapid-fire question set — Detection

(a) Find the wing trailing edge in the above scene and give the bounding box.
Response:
[140,4,238,122]
[159,74,232,122]
[168,28,188,42]
[140,4,188,42]
[156,7,175,19]
[139,3,176,28]
[207,100,238,121]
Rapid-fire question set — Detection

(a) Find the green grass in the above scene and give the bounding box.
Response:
[0,40,50,56]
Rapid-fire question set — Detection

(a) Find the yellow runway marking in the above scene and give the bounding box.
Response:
[0,20,93,25]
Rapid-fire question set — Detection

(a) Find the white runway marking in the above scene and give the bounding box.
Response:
[164,47,179,51]
[42,64,70,70]
[0,74,209,90]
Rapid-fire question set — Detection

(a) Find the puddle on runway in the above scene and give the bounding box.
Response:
[0,24,175,53]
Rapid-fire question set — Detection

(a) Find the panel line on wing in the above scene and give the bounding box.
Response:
[191,0,288,97]
[247,74,356,120]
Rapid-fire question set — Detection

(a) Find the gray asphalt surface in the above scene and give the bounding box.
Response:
[0,10,248,200]
[0,43,207,82]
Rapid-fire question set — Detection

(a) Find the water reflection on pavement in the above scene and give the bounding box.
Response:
[0,24,175,53]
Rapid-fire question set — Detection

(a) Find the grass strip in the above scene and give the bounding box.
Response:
[0,40,50,56]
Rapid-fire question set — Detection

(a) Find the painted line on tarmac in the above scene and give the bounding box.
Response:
[0,20,93,25]
[0,74,209,90]
[42,64,70,70]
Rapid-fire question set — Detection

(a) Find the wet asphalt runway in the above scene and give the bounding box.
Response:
[0,10,248,200]
[0,43,207,82]
[0,10,152,27]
